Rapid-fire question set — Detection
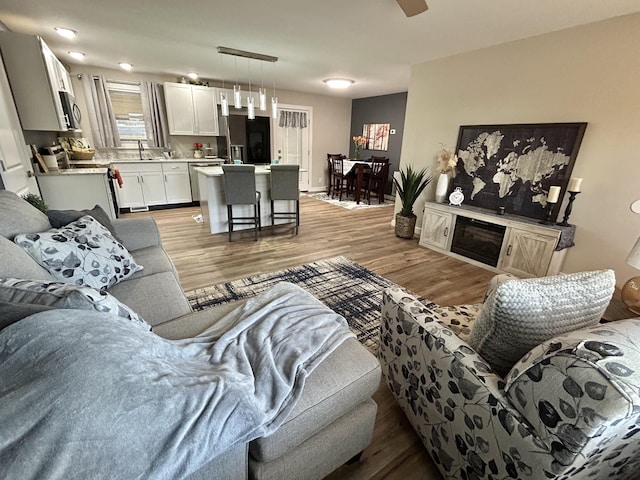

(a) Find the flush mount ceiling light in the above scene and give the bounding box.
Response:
[119,62,133,71]
[54,27,76,39]
[187,72,198,80]
[68,51,85,60]
[324,78,355,89]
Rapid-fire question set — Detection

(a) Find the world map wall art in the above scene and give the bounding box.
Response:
[451,122,587,222]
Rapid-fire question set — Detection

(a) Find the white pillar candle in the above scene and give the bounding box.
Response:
[567,177,583,192]
[547,186,561,203]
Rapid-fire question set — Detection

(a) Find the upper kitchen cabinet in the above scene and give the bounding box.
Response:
[0,31,73,131]
[163,82,219,136]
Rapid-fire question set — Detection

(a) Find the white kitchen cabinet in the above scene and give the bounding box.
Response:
[139,171,167,206]
[116,171,146,209]
[419,202,567,278]
[113,162,192,210]
[419,208,454,251]
[162,163,192,204]
[42,41,73,95]
[498,227,559,278]
[164,82,219,136]
[0,31,69,131]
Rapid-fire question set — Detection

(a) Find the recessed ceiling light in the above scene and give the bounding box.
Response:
[119,62,133,71]
[54,27,76,39]
[68,51,85,60]
[187,72,199,80]
[323,78,355,89]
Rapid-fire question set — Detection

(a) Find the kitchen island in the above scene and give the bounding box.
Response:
[195,165,296,235]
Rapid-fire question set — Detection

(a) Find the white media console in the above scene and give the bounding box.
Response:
[419,201,575,278]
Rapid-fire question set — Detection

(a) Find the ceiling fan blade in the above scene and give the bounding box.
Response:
[396,0,428,17]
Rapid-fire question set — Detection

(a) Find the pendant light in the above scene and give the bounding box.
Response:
[259,62,267,111]
[219,53,229,117]
[247,60,255,120]
[271,61,278,119]
[233,57,242,109]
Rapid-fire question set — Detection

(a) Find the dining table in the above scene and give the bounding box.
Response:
[341,159,371,204]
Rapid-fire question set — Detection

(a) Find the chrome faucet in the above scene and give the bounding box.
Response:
[137,140,144,160]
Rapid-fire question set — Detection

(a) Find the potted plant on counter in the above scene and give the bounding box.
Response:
[393,165,432,239]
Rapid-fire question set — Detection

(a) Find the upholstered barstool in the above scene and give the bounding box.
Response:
[221,165,261,241]
[270,164,300,235]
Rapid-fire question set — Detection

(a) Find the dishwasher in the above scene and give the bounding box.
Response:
[189,159,225,202]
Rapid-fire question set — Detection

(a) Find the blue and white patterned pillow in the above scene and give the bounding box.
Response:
[0,277,151,331]
[14,215,143,291]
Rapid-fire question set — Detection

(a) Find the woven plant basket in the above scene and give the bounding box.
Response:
[70,150,95,161]
[395,214,417,239]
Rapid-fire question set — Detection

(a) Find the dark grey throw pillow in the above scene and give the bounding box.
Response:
[47,205,121,243]
[0,277,151,332]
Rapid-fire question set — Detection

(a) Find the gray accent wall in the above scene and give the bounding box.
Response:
[350,92,407,193]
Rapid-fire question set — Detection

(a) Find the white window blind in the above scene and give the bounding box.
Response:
[107,82,147,141]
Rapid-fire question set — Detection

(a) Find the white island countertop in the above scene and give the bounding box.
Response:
[194,165,271,177]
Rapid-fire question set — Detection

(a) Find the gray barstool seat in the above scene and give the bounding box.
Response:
[221,165,261,241]
[269,164,300,235]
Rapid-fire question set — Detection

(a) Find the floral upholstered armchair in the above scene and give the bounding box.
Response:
[379,271,640,480]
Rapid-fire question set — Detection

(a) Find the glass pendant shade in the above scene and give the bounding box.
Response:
[233,85,242,109]
[271,97,278,119]
[220,92,229,117]
[259,88,267,111]
[247,96,255,120]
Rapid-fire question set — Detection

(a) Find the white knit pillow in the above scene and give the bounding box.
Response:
[468,270,615,377]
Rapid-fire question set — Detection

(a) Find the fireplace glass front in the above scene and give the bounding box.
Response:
[450,216,506,267]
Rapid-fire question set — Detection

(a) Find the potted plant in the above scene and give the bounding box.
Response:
[21,193,48,214]
[393,165,432,239]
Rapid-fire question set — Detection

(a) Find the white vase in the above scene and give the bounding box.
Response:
[435,173,449,203]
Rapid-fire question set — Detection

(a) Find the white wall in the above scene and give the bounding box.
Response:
[400,13,640,287]
[69,65,351,190]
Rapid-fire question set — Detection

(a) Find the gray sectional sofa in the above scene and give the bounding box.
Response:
[0,190,381,480]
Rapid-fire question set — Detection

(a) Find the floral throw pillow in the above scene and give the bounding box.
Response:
[0,277,151,331]
[13,215,143,291]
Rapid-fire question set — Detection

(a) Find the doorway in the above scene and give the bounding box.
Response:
[271,104,312,191]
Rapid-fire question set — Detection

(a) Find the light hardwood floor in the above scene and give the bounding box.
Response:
[124,196,495,480]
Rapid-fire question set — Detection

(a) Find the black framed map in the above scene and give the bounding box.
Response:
[451,123,587,221]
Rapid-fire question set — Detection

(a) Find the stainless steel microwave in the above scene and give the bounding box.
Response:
[59,91,82,130]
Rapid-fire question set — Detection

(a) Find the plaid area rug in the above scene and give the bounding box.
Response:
[185,256,398,353]
[305,192,394,210]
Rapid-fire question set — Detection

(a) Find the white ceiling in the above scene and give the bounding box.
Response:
[1,0,639,99]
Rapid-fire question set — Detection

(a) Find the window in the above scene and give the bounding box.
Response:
[106,82,147,145]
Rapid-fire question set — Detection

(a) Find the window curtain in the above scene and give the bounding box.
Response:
[278,110,308,128]
[81,74,121,148]
[140,81,170,149]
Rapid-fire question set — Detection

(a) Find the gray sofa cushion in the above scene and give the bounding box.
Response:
[0,278,150,331]
[249,337,380,463]
[14,215,143,291]
[468,269,616,377]
[108,272,192,325]
[0,190,51,240]
[0,236,53,281]
[129,245,179,280]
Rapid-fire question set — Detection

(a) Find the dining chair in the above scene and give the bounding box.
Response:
[270,164,300,235]
[332,157,352,201]
[326,153,344,197]
[221,165,261,241]
[370,156,389,163]
[366,160,389,204]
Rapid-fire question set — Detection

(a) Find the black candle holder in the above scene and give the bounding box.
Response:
[539,203,556,225]
[557,191,580,226]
